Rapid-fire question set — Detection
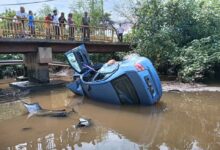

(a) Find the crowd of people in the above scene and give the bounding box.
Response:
[11,6,124,42]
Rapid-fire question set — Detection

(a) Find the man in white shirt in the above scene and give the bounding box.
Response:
[16,6,28,37]
[117,23,124,42]
[52,10,60,39]
[82,11,90,41]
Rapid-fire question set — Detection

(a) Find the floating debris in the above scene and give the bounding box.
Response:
[22,102,72,118]
[22,127,32,131]
[76,118,91,128]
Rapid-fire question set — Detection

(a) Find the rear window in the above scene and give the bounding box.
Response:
[111,75,140,104]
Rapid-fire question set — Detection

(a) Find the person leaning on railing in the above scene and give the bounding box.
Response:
[28,10,35,37]
[12,16,21,37]
[117,23,124,42]
[82,11,90,41]
[16,6,28,38]
[52,10,60,40]
[68,13,75,40]
[45,14,52,39]
[59,12,67,40]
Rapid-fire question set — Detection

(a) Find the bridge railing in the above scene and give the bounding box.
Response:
[0,16,118,42]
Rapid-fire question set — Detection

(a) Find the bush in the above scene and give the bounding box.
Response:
[173,35,220,82]
[132,0,220,82]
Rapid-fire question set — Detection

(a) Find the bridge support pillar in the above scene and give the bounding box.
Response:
[24,47,52,83]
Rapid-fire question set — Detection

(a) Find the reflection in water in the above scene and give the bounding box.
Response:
[158,143,169,150]
[15,143,27,150]
[0,87,219,149]
[74,131,140,150]
[45,133,56,150]
[190,140,203,150]
[37,138,42,150]
[76,99,166,146]
[214,122,220,138]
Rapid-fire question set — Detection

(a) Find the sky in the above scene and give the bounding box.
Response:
[0,0,126,22]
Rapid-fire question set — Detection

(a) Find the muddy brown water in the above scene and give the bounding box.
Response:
[0,84,220,149]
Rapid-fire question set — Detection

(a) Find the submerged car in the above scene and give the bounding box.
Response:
[65,44,162,105]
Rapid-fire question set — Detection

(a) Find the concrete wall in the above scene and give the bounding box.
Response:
[24,47,52,83]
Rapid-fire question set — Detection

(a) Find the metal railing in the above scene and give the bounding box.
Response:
[0,17,118,42]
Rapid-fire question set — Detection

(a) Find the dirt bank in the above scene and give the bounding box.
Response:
[162,81,220,92]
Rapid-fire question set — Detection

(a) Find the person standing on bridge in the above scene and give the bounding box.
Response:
[28,10,35,37]
[82,11,90,41]
[16,6,28,38]
[45,13,52,39]
[68,13,75,40]
[59,12,67,40]
[52,10,60,40]
[117,23,124,42]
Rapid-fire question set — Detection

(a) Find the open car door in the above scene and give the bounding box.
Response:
[65,44,92,74]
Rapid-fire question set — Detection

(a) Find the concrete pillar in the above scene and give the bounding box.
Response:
[24,47,52,83]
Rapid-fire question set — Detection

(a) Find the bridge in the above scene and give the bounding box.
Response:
[0,17,132,53]
[0,17,132,83]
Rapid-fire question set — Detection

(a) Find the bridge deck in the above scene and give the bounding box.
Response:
[0,38,131,53]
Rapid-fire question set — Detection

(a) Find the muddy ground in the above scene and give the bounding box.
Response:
[162,81,220,92]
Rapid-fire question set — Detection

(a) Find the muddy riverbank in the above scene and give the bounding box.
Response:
[162,81,220,92]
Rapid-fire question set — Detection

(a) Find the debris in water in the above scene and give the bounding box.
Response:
[22,127,32,131]
[76,118,91,128]
[22,101,72,118]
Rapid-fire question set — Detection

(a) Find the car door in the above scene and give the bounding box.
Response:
[65,44,92,74]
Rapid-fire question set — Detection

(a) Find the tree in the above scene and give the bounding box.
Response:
[37,4,56,20]
[113,0,140,25]
[1,8,16,18]
[69,0,105,26]
[131,0,220,82]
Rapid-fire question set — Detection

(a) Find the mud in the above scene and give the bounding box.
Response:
[162,81,220,92]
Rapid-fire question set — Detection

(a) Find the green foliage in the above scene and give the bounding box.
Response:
[53,54,66,62]
[0,54,24,79]
[70,0,105,26]
[132,0,220,82]
[0,9,16,29]
[1,8,16,18]
[173,35,220,82]
[37,4,56,20]
[0,54,23,60]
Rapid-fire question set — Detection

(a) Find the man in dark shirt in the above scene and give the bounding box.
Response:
[82,12,90,41]
[68,13,74,40]
[59,12,67,39]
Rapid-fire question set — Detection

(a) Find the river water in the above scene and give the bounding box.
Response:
[0,83,220,149]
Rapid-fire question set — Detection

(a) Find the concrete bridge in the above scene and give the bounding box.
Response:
[0,17,132,83]
[0,38,131,53]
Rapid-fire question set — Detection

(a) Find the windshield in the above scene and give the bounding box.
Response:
[92,62,119,81]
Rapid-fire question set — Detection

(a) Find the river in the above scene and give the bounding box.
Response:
[0,82,220,149]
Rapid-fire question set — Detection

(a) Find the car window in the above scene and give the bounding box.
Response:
[93,63,119,81]
[111,75,140,104]
[66,53,81,73]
